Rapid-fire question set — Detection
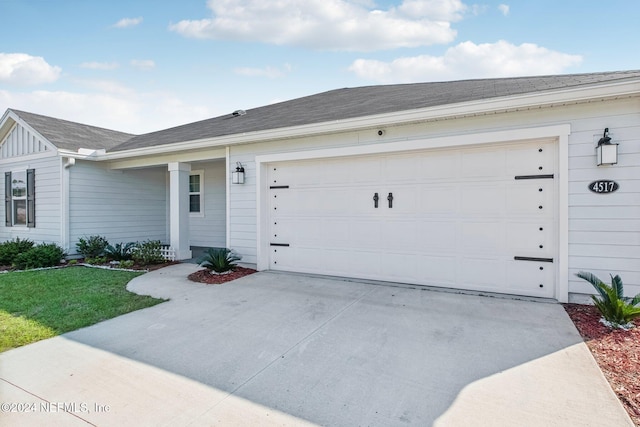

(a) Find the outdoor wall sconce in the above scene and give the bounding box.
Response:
[232,162,245,184]
[596,128,618,166]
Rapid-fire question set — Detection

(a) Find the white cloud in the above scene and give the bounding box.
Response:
[234,63,292,78]
[0,85,215,134]
[113,17,143,28]
[498,4,510,16]
[169,0,466,51]
[80,61,119,70]
[130,59,155,71]
[348,40,583,83]
[0,53,61,86]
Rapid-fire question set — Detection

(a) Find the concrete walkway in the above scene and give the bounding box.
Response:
[0,264,633,426]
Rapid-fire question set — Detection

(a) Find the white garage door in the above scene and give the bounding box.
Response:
[267,139,557,298]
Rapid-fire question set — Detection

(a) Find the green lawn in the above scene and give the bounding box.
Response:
[0,267,166,352]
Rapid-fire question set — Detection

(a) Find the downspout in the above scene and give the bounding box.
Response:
[61,157,75,255]
[225,146,231,249]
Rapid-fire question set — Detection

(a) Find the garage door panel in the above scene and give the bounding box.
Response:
[419,186,458,215]
[506,143,555,176]
[418,255,457,286]
[507,261,554,298]
[380,220,419,250]
[461,149,506,178]
[459,257,507,290]
[506,183,554,216]
[460,222,506,254]
[419,152,459,180]
[506,222,555,254]
[419,221,457,251]
[267,139,557,298]
[460,185,505,216]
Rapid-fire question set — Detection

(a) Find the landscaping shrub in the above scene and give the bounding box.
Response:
[104,242,136,261]
[198,248,241,273]
[13,243,66,270]
[119,260,135,269]
[576,271,640,329]
[0,237,34,266]
[131,240,165,265]
[76,235,109,258]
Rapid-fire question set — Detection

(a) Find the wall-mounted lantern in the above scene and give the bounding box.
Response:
[596,128,618,166]
[232,162,245,184]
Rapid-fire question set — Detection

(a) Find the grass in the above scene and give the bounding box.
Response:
[0,267,166,352]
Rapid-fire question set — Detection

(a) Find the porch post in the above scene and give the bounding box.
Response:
[168,162,192,260]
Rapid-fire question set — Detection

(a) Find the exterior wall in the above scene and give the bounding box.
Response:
[0,153,62,244]
[189,160,226,248]
[227,96,640,298]
[68,161,167,254]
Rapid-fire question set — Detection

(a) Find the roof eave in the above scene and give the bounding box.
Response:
[94,78,640,162]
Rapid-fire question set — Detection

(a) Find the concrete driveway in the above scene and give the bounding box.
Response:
[0,264,633,426]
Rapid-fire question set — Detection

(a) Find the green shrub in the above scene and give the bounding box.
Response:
[85,256,107,265]
[76,235,109,258]
[576,271,640,329]
[0,237,34,265]
[119,260,135,269]
[68,259,78,265]
[13,243,66,270]
[132,240,165,265]
[198,248,241,273]
[104,242,136,261]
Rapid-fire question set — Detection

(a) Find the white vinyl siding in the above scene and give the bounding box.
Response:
[189,161,226,248]
[68,161,167,253]
[0,155,61,243]
[228,96,640,298]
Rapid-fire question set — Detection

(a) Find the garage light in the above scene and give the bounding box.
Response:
[596,128,618,166]
[232,162,245,184]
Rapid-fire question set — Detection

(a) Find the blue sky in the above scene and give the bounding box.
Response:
[0,0,638,134]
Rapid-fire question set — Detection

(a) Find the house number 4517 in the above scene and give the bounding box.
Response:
[589,180,619,194]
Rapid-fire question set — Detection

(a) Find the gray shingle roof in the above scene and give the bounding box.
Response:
[115,70,640,151]
[10,109,135,151]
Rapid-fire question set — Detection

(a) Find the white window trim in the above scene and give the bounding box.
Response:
[189,170,204,218]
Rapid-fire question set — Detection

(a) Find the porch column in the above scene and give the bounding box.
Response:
[168,162,192,260]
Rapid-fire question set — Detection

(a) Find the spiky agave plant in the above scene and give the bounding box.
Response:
[198,248,242,273]
[576,271,640,329]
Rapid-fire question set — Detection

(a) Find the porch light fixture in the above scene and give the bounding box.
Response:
[596,128,618,166]
[232,162,245,184]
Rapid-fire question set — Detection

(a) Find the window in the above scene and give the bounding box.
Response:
[5,169,35,227]
[189,171,204,216]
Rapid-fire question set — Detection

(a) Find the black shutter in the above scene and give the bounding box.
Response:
[5,171,11,227]
[27,169,35,228]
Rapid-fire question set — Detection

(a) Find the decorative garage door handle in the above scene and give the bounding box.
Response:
[373,192,379,208]
[514,256,553,263]
[387,192,393,208]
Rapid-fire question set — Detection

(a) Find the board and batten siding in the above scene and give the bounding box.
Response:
[228,96,640,298]
[0,154,61,244]
[0,121,52,159]
[189,160,226,248]
[68,161,167,253]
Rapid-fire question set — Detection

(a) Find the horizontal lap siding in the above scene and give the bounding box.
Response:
[189,161,226,248]
[566,99,640,296]
[0,155,61,244]
[69,162,166,253]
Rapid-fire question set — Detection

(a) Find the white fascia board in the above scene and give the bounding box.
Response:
[94,79,640,161]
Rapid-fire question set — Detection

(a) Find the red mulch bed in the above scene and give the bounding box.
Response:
[187,267,257,285]
[564,304,640,426]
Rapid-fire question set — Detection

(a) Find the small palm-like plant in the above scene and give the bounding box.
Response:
[104,242,136,261]
[576,271,640,329]
[198,248,242,273]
